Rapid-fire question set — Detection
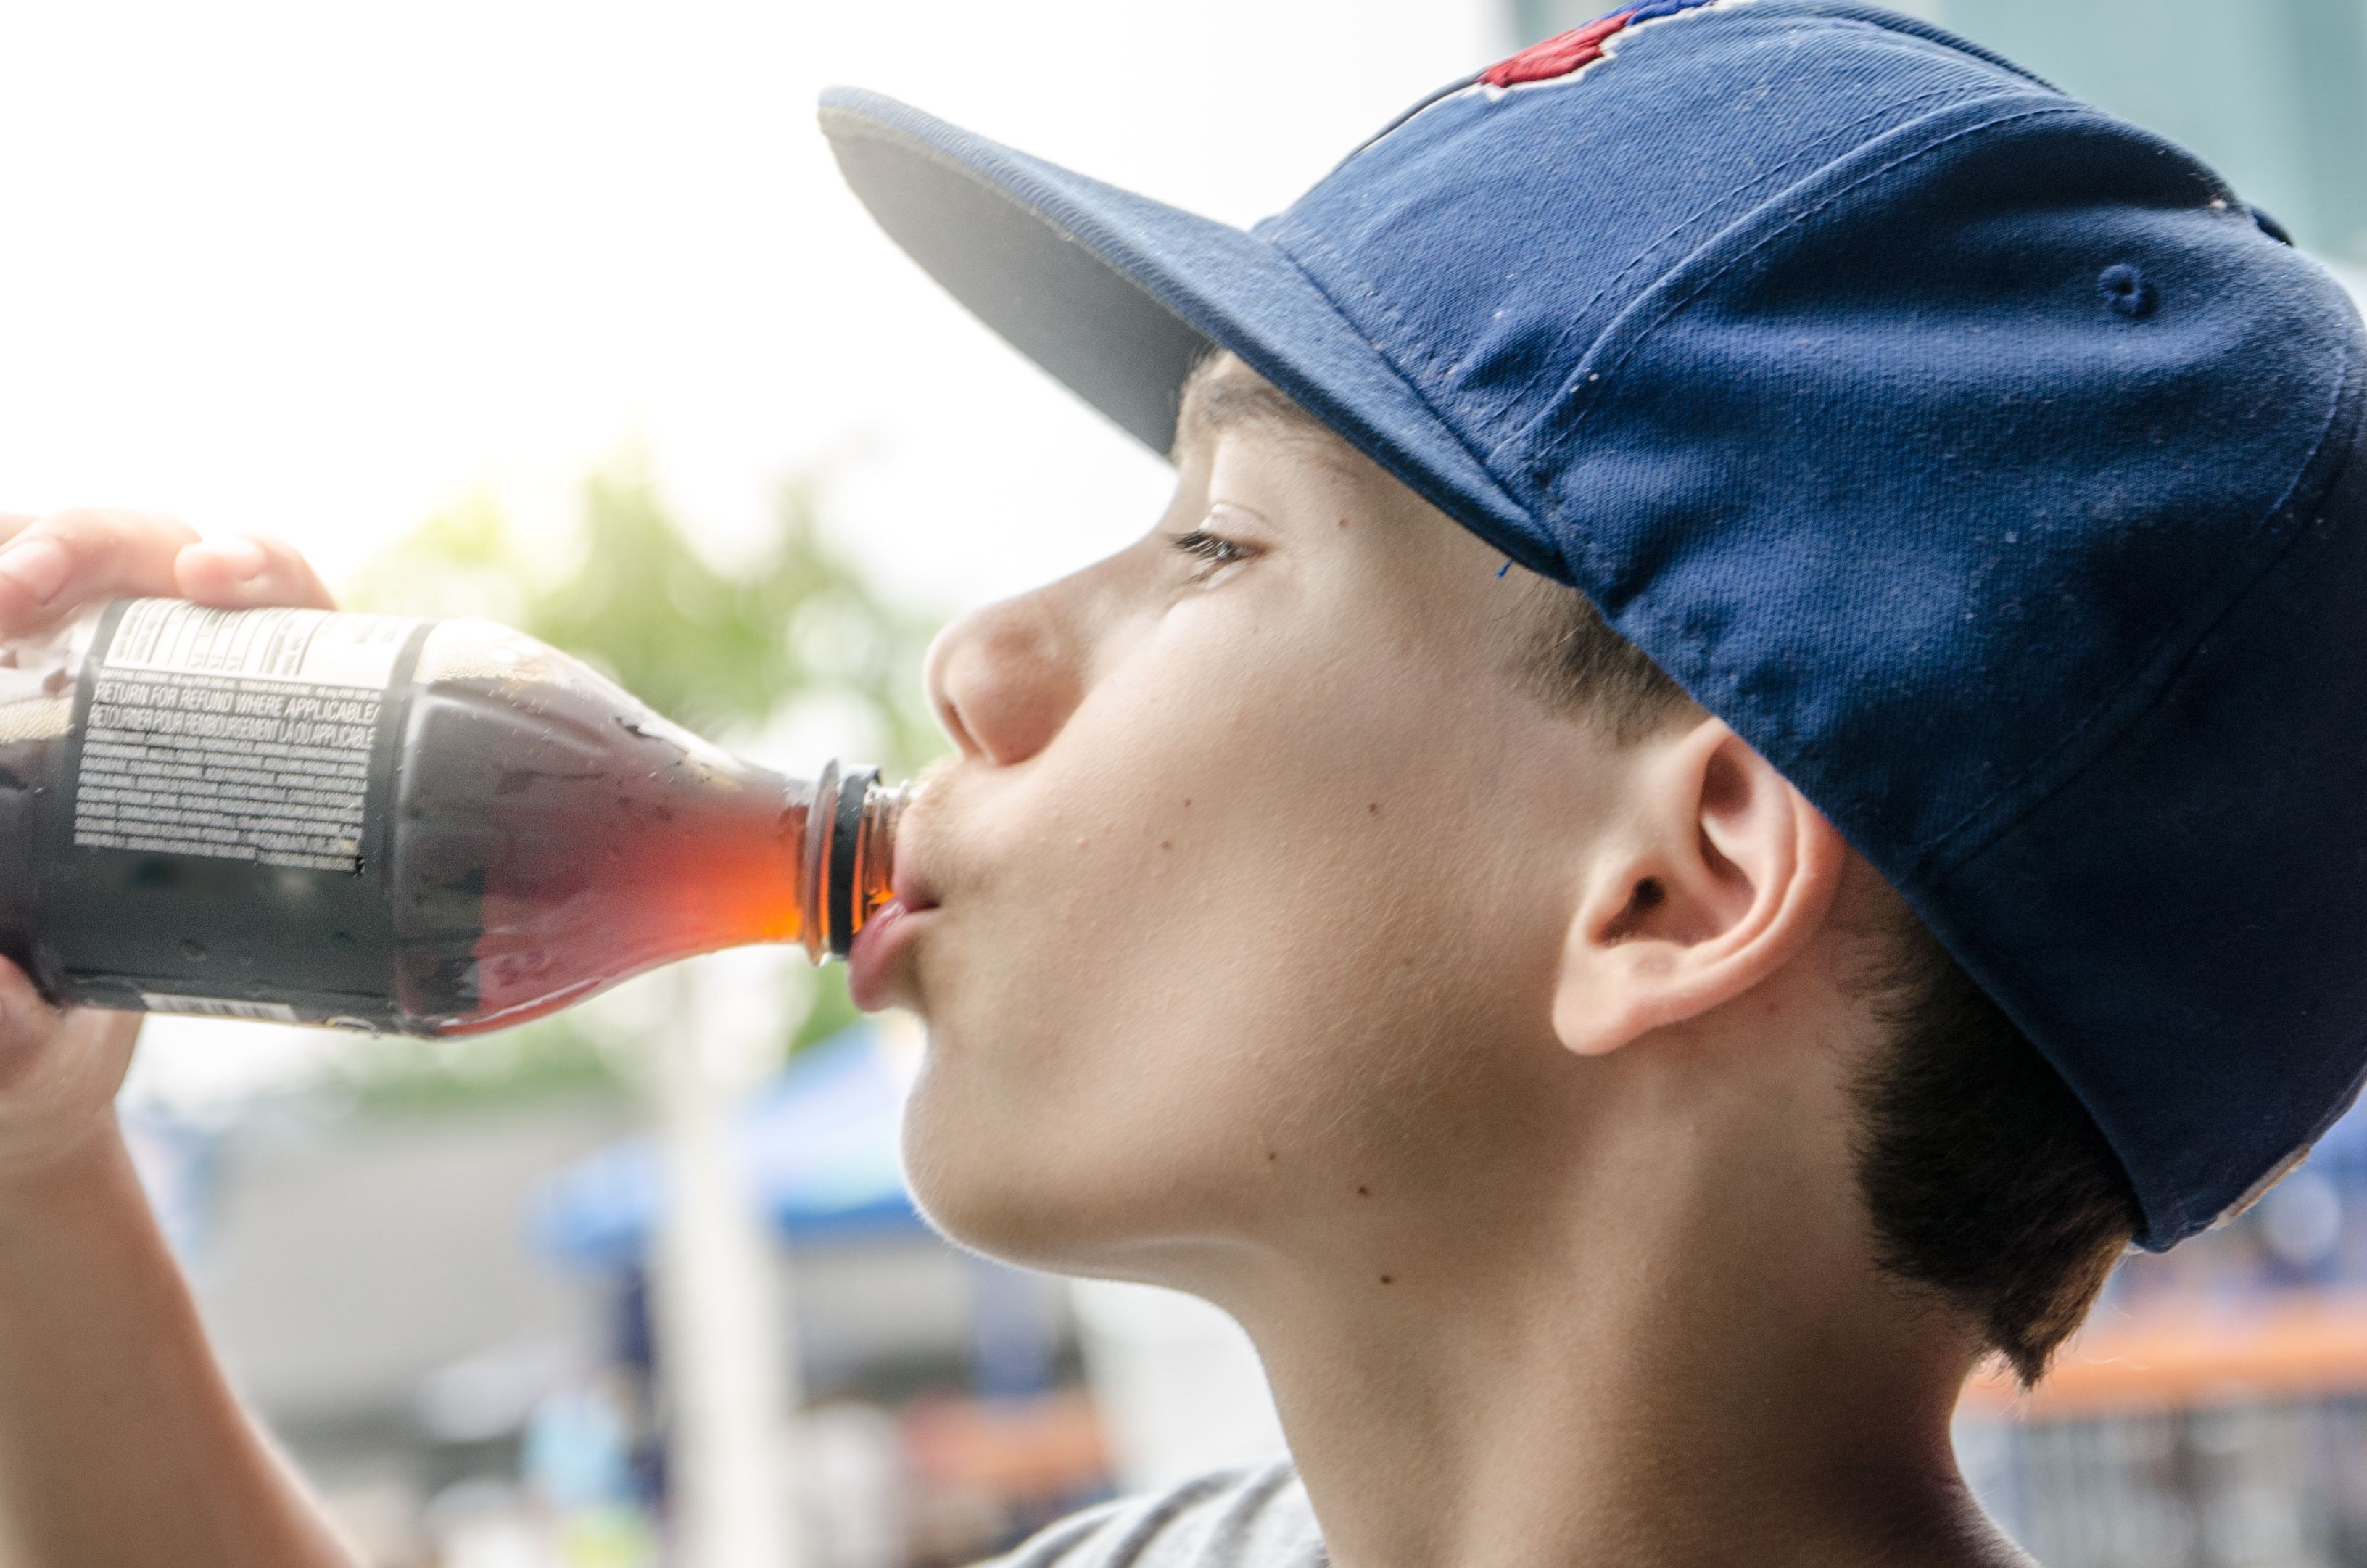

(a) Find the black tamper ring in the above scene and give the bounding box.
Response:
[828,767,878,958]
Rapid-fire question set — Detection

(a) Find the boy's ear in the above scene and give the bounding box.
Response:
[1552,718,1846,1057]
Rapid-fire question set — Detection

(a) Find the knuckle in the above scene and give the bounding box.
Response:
[261,537,314,574]
[33,510,126,568]
[128,510,202,550]
[38,506,114,537]
[29,512,94,555]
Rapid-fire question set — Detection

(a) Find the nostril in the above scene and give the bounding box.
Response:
[2099,264,2160,321]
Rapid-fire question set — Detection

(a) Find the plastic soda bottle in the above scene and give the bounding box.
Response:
[0,598,906,1035]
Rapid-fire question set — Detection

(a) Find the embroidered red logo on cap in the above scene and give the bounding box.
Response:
[1479,0,1722,88]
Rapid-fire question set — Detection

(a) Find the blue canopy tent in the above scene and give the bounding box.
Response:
[532,1022,926,1268]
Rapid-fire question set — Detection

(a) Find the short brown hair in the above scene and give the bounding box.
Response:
[1518,578,2141,1385]
[1848,920,2141,1385]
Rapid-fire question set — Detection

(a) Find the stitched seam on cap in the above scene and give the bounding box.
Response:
[1527,99,2094,461]
[1268,76,2020,484]
[1487,80,2020,428]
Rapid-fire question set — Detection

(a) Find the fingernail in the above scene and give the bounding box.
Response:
[0,538,72,605]
[207,536,269,582]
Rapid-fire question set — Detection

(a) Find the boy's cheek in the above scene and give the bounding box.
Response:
[887,614,1570,1256]
[891,806,1521,1270]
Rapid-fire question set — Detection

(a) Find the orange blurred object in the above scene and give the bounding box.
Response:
[1960,1290,2367,1419]
[901,1390,1111,1500]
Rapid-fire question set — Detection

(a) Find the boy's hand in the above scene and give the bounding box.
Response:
[0,509,337,1186]
[0,508,359,1567]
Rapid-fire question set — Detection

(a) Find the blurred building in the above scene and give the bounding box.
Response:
[186,1098,632,1503]
[155,1023,1119,1568]
[1945,1093,2367,1568]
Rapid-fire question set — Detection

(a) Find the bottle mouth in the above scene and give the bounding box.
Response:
[801,762,904,963]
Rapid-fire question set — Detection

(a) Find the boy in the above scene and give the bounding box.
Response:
[0,2,2362,1564]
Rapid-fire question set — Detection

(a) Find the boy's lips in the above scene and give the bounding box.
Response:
[852,774,946,1010]
[848,888,938,1011]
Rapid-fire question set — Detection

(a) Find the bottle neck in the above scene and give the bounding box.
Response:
[797,764,905,963]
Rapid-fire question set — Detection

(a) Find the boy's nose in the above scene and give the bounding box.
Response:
[924,593,1084,767]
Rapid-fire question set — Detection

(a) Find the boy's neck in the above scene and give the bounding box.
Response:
[1203,968,2030,1568]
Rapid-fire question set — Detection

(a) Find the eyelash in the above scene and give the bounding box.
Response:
[1170,528,1257,582]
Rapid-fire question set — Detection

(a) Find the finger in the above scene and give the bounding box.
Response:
[175,532,337,611]
[0,509,202,632]
[0,516,37,547]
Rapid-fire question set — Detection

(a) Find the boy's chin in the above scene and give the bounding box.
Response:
[904,1166,1144,1279]
[899,1085,1078,1268]
[899,1098,1230,1282]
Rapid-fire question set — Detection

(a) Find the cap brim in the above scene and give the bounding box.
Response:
[819,86,1554,580]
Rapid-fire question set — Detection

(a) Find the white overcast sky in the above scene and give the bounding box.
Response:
[1,1,1505,611]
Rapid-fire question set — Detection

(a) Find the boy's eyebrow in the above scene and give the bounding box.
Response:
[1170,358,1337,463]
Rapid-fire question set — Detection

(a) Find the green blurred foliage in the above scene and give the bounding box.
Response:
[348,461,941,771]
[310,1020,631,1118]
[327,460,942,1116]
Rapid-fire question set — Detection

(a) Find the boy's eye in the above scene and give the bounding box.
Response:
[1170,527,1258,583]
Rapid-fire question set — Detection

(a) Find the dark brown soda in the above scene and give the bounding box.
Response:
[390,661,899,1035]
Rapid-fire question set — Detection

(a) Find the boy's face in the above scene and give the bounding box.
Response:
[863,363,1647,1282]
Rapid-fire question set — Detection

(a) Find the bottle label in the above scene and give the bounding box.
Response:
[70,601,422,873]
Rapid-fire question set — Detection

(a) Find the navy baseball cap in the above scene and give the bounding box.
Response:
[819,0,2367,1249]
